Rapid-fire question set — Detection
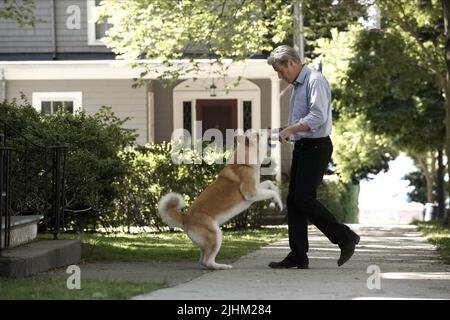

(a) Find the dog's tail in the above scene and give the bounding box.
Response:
[158,192,185,229]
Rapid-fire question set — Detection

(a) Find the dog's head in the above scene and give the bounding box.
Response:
[230,130,269,166]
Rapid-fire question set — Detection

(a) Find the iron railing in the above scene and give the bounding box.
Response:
[0,121,68,255]
[0,134,13,255]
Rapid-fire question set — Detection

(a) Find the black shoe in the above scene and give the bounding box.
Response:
[268,257,309,269]
[337,230,360,267]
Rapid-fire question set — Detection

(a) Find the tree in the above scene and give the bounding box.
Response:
[97,0,292,87]
[374,0,450,223]
[344,28,445,202]
[0,0,44,27]
[96,0,368,87]
[313,25,398,183]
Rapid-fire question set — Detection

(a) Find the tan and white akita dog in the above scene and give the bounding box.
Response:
[158,131,283,270]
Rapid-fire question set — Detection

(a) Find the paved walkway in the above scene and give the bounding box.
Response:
[132,224,450,300]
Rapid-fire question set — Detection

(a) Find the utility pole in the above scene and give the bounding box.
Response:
[293,0,304,62]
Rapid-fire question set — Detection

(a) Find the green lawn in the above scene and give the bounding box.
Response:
[38,227,289,263]
[415,220,450,264]
[0,277,167,300]
[1,227,288,300]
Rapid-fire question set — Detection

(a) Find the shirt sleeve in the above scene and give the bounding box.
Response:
[298,79,329,132]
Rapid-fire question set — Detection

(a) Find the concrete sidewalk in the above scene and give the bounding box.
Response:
[133,224,450,300]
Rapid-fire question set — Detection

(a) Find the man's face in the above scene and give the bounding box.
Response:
[272,60,301,84]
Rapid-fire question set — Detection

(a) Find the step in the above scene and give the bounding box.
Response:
[1,215,44,249]
[260,213,287,225]
[0,239,81,277]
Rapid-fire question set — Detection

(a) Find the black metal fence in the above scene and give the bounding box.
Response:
[0,123,68,256]
[0,134,13,253]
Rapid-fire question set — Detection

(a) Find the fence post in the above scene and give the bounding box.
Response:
[50,135,68,240]
[0,133,13,255]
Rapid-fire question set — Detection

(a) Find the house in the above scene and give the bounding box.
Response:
[0,0,294,180]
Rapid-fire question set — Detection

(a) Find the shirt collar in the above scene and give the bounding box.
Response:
[292,64,309,86]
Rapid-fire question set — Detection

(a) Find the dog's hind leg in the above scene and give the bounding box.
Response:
[202,225,232,270]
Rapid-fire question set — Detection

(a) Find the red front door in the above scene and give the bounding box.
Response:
[196,99,237,137]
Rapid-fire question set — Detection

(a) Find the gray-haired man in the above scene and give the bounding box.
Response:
[268,45,360,269]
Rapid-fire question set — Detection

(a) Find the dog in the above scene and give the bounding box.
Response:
[158,131,283,270]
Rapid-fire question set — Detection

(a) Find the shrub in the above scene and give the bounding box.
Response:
[318,176,360,223]
[113,142,277,231]
[0,99,137,232]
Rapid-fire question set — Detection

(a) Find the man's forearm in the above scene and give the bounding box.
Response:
[287,123,311,134]
[278,123,311,142]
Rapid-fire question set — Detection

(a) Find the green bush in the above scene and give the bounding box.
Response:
[1,99,279,232]
[318,177,360,223]
[0,99,137,232]
[113,141,277,231]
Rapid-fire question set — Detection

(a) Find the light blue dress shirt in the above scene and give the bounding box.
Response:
[287,65,332,141]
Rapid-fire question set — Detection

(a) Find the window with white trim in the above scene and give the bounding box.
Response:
[32,92,82,115]
[87,0,111,46]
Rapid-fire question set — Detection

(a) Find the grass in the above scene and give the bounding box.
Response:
[38,227,289,263]
[415,220,450,264]
[0,227,288,300]
[0,276,167,300]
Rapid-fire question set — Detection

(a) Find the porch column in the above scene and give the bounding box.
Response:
[271,76,282,183]
[0,69,5,102]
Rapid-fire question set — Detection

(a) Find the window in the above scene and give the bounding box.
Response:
[243,101,252,132]
[32,92,82,115]
[87,0,111,46]
[183,101,192,135]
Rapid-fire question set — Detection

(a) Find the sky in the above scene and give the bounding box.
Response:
[358,154,424,211]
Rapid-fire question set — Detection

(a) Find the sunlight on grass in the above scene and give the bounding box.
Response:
[415,221,450,264]
[38,228,288,263]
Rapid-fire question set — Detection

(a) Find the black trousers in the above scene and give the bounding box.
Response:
[286,136,349,263]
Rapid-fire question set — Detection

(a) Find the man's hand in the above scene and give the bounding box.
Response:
[278,123,311,143]
[279,126,294,143]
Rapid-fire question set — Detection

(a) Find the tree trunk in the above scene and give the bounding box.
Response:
[417,155,435,204]
[293,0,304,61]
[442,0,450,225]
[429,151,436,203]
[436,148,445,219]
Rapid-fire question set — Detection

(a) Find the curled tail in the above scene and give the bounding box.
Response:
[158,192,185,229]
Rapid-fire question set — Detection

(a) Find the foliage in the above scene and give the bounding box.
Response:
[0,99,137,232]
[96,0,369,86]
[343,29,445,153]
[97,0,292,87]
[0,0,45,27]
[404,170,428,203]
[332,113,397,184]
[113,141,277,231]
[317,177,360,223]
[375,0,445,78]
[295,0,368,59]
[314,25,398,183]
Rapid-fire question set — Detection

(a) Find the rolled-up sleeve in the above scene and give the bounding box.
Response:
[298,79,329,132]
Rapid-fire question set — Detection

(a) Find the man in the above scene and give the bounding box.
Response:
[267,45,360,269]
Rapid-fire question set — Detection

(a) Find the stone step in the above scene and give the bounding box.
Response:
[260,213,286,225]
[0,239,81,277]
[1,215,44,249]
